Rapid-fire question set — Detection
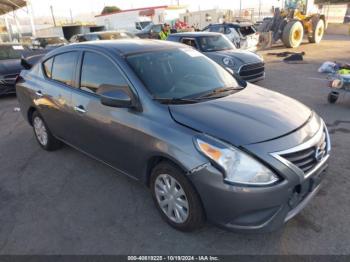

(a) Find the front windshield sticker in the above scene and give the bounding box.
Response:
[12,45,24,50]
[181,48,202,58]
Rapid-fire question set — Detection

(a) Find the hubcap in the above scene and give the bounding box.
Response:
[33,117,48,146]
[154,174,189,224]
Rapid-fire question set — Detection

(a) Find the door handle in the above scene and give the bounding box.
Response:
[35,90,43,97]
[74,105,87,114]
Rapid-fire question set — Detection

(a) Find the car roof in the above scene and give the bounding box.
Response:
[78,30,131,36]
[207,22,253,28]
[170,32,222,38]
[60,39,185,55]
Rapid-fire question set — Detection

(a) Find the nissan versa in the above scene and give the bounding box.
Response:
[16,40,331,232]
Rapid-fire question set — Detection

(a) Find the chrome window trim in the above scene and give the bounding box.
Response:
[270,120,331,180]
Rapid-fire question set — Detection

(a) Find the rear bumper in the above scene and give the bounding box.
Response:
[189,157,328,233]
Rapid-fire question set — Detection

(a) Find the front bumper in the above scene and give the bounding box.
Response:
[189,159,328,232]
[189,118,330,232]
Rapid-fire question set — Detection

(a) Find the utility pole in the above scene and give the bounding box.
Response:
[259,0,262,19]
[50,5,56,27]
[27,0,36,37]
[70,8,73,24]
[239,0,242,17]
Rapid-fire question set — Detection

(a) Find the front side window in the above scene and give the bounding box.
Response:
[51,52,79,86]
[198,35,235,52]
[127,48,239,100]
[80,52,128,93]
[181,38,198,49]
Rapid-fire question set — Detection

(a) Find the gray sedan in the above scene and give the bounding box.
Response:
[16,40,330,232]
[167,32,265,82]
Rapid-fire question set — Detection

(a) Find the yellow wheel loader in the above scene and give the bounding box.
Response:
[258,0,326,48]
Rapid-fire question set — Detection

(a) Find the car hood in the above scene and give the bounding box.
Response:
[204,49,262,65]
[169,84,312,146]
[0,59,22,75]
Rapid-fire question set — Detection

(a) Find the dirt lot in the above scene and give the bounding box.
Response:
[0,35,350,255]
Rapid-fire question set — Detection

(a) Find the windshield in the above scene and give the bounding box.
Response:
[198,35,236,52]
[0,45,26,60]
[37,37,66,46]
[141,23,154,32]
[127,48,239,100]
[98,32,136,40]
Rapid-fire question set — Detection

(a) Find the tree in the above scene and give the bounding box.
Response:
[101,6,121,15]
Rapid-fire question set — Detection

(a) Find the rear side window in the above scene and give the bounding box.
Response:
[43,58,53,78]
[80,52,128,93]
[51,52,79,86]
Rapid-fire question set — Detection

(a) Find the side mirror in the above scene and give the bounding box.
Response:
[21,56,32,70]
[100,89,133,108]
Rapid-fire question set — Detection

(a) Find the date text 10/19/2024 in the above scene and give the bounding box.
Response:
[127,256,220,261]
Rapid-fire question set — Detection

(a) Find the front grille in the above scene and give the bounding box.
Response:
[239,62,265,81]
[280,131,327,174]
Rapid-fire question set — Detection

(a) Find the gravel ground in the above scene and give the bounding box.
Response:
[0,34,349,255]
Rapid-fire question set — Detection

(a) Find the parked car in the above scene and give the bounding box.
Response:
[167,32,265,82]
[203,22,259,52]
[69,31,138,43]
[16,40,330,232]
[32,36,68,50]
[136,23,177,39]
[0,43,45,95]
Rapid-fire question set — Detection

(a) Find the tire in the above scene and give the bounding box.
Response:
[327,92,339,104]
[308,19,325,44]
[282,20,304,48]
[32,111,62,151]
[150,161,205,231]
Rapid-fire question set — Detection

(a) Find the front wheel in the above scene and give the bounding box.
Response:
[150,162,205,231]
[282,20,304,48]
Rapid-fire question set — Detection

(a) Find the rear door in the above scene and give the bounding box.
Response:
[39,51,81,141]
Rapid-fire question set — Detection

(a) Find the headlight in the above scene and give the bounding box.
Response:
[195,137,279,186]
[222,57,235,67]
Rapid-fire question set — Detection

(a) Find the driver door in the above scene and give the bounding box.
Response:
[69,50,141,174]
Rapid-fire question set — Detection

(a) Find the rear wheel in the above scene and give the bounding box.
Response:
[308,19,325,44]
[282,20,304,48]
[32,111,62,151]
[150,162,205,231]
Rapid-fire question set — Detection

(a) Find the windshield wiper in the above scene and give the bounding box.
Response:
[153,97,200,105]
[192,87,239,100]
